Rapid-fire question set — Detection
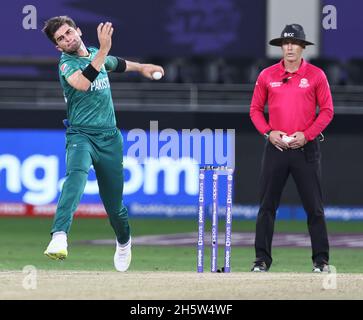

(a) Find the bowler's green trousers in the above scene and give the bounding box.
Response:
[51,126,130,245]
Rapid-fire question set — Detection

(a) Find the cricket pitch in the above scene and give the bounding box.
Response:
[1,271,363,300]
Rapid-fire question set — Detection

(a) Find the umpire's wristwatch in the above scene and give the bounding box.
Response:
[264,130,272,140]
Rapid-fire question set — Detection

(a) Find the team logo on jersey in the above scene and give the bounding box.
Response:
[60,63,69,74]
[299,78,310,88]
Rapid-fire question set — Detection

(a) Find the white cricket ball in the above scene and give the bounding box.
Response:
[152,71,162,80]
[282,135,294,143]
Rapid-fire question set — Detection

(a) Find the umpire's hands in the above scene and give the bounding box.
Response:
[287,132,307,149]
[269,131,289,151]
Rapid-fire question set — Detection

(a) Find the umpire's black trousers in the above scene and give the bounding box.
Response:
[254,139,329,268]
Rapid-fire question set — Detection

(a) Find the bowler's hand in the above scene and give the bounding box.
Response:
[139,64,164,80]
[97,22,113,54]
[288,132,307,149]
[269,131,289,151]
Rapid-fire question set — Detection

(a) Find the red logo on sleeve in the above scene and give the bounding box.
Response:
[60,63,69,73]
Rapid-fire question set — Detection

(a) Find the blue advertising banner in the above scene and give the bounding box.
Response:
[0,128,232,208]
[1,129,362,220]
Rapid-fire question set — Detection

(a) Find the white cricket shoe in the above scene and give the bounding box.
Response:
[114,238,132,272]
[312,263,330,273]
[44,231,68,260]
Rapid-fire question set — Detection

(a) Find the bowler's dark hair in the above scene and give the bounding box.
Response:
[42,16,77,44]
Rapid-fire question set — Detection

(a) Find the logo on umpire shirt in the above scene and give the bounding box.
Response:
[299,78,310,88]
[269,81,282,88]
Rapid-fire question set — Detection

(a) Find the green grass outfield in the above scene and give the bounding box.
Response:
[1,217,363,273]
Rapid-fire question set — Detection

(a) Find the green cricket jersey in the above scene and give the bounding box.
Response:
[59,47,119,129]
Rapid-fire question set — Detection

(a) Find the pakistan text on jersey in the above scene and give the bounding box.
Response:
[90,77,110,91]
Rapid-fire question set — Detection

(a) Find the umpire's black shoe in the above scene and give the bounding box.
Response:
[312,262,330,273]
[251,261,269,272]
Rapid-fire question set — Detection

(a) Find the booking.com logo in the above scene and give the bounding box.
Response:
[0,121,235,205]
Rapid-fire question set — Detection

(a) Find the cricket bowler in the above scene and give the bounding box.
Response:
[42,16,164,271]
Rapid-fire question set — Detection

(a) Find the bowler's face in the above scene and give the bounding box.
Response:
[54,24,82,53]
[281,39,304,63]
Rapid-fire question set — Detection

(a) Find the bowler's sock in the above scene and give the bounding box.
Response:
[52,231,67,241]
[117,237,131,248]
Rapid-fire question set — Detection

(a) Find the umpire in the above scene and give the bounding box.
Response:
[249,24,334,272]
